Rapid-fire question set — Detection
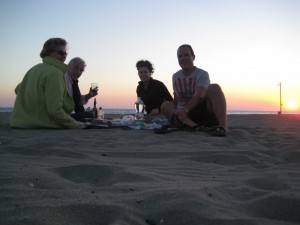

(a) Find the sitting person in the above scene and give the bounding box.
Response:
[136,60,173,116]
[161,44,227,136]
[65,57,98,120]
[10,38,82,129]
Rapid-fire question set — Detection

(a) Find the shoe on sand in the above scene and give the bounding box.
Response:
[206,126,226,137]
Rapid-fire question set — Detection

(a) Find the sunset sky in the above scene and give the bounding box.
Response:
[0,0,299,112]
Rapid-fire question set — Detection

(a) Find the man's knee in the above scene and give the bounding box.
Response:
[207,83,222,93]
[161,101,174,113]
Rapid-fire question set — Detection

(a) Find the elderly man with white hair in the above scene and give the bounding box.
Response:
[65,57,98,120]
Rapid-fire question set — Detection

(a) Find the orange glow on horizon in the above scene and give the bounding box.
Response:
[286,99,297,110]
[1,85,299,113]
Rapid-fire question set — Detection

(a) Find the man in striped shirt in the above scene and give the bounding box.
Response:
[161,44,227,136]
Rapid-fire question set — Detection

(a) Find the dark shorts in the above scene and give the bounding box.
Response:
[187,99,219,127]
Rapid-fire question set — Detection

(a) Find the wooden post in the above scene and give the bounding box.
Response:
[278,82,282,114]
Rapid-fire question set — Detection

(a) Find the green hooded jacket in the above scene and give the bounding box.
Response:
[10,57,77,128]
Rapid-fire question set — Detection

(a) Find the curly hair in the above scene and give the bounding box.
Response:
[136,60,154,75]
[40,38,67,58]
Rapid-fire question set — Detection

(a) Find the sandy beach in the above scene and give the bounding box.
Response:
[0,112,300,225]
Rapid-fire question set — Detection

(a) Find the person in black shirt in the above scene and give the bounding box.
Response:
[136,60,173,115]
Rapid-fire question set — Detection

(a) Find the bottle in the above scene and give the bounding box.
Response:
[98,107,105,120]
[134,97,145,125]
[92,98,98,118]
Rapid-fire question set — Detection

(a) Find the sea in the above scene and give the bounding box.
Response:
[0,107,298,115]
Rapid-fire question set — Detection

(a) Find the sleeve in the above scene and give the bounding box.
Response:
[14,83,20,95]
[196,71,210,89]
[161,83,173,102]
[44,71,77,128]
[155,82,173,112]
[81,95,88,105]
[136,85,140,97]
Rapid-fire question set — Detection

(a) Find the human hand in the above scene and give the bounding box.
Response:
[149,108,159,116]
[89,87,98,97]
[76,121,87,129]
[172,109,187,122]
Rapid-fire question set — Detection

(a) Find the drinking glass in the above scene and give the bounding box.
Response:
[91,83,98,91]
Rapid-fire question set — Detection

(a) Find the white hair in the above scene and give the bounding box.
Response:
[68,57,86,67]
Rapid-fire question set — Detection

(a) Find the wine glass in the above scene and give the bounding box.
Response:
[91,83,98,91]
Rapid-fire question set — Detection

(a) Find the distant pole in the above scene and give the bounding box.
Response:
[278,82,282,114]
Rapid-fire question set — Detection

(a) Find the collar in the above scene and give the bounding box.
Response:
[65,72,74,84]
[182,66,196,76]
[43,56,68,73]
[138,77,153,85]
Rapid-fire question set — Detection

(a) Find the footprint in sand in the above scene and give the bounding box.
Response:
[247,177,288,191]
[52,164,150,186]
[188,152,258,166]
[245,195,300,224]
[3,146,87,159]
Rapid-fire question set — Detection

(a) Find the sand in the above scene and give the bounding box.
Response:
[0,112,300,225]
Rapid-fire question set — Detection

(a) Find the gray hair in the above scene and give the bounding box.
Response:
[68,57,86,67]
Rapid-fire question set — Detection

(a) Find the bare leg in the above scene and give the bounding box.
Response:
[206,84,227,130]
[160,101,176,121]
[161,101,198,127]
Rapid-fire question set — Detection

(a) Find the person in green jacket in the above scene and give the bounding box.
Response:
[10,38,81,129]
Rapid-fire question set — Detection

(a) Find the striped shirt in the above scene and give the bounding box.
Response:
[172,67,210,108]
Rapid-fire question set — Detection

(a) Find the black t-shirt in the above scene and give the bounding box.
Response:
[136,77,173,114]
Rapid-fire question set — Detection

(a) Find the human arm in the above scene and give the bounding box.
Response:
[172,87,206,119]
[182,86,206,113]
[161,83,173,102]
[152,82,174,114]
[176,69,210,114]
[82,87,98,104]
[149,108,160,116]
[172,94,178,105]
[45,72,78,128]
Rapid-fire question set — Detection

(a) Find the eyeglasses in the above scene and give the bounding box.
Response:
[56,50,68,56]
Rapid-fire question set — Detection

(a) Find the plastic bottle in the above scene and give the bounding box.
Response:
[98,107,105,120]
[134,97,145,126]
